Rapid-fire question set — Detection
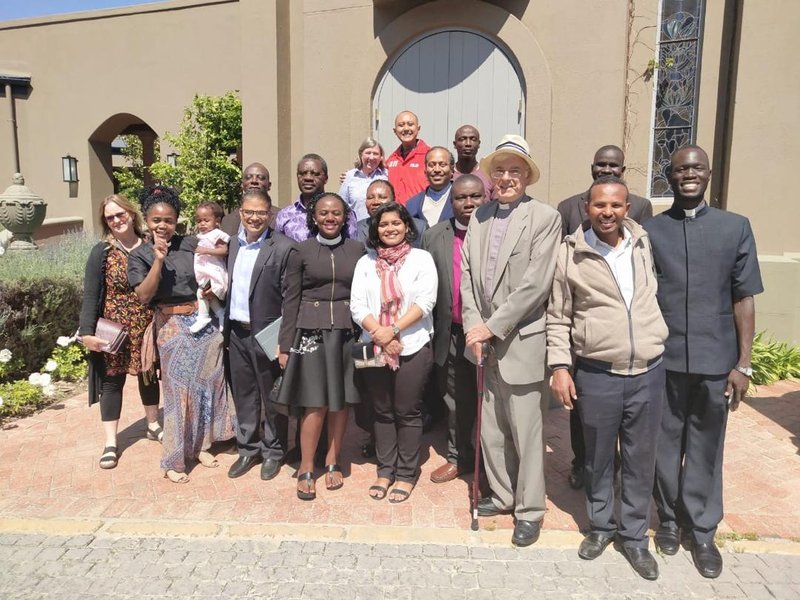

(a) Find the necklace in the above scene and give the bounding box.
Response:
[116,236,142,253]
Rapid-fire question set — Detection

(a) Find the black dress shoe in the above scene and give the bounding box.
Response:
[228,455,262,479]
[654,524,681,556]
[620,545,659,580]
[260,457,282,481]
[477,497,512,517]
[511,520,541,547]
[568,466,585,490]
[578,533,614,560]
[691,542,723,578]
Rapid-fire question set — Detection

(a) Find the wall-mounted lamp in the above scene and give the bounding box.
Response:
[166,152,179,167]
[61,155,79,182]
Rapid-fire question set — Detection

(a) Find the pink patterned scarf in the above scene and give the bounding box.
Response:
[374,241,412,370]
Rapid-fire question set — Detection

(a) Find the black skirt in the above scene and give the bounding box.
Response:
[275,328,361,411]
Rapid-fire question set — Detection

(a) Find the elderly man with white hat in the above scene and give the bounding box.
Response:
[461,134,561,546]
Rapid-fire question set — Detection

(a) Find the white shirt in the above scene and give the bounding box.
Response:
[350,248,438,355]
[229,227,269,323]
[584,225,634,309]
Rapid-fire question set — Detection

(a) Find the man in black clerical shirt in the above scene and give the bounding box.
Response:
[645,145,763,579]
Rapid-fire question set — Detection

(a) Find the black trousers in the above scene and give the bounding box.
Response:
[436,324,477,470]
[100,372,160,422]
[575,361,664,548]
[359,345,432,482]
[654,371,729,544]
[227,322,286,461]
[569,408,586,469]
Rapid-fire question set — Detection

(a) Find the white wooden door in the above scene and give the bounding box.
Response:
[374,30,525,154]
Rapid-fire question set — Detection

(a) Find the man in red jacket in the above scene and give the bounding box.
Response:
[386,111,430,204]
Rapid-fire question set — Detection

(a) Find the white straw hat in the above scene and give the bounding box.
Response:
[479,134,541,185]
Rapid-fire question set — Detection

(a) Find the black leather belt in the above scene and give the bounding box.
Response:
[231,320,251,331]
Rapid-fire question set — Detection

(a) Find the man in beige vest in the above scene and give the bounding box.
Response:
[461,134,561,546]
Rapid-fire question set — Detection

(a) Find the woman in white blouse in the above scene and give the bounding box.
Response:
[350,202,437,503]
[338,137,389,222]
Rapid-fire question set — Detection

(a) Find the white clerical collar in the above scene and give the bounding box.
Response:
[683,201,706,219]
[316,234,342,246]
[454,220,469,231]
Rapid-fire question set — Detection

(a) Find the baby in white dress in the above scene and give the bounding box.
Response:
[190,202,229,334]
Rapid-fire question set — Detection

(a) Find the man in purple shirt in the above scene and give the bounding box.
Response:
[421,174,485,484]
[275,153,358,242]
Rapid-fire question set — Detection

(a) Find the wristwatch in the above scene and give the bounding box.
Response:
[735,365,753,377]
[391,324,400,337]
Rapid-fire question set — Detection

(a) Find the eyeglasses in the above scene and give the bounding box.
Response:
[453,193,484,201]
[491,167,525,179]
[240,209,270,218]
[104,211,129,223]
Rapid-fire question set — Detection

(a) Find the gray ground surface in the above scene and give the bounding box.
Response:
[1,532,799,599]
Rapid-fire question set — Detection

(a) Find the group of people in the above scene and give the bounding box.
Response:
[78,109,762,582]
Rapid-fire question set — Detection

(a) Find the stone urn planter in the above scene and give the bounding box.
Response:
[0,173,47,251]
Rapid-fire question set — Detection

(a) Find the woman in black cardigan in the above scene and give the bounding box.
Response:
[276,193,365,500]
[78,194,161,469]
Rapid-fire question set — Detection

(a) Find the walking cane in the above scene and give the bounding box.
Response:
[470,341,491,531]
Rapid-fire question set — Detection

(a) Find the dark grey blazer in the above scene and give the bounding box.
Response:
[557,190,653,239]
[420,219,456,366]
[644,203,763,375]
[223,230,295,343]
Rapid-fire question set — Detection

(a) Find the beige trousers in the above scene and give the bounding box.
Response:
[480,361,547,522]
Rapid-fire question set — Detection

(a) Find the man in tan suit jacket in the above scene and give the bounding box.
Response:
[461,135,561,546]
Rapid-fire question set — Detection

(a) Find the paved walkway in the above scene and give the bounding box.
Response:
[0,379,797,539]
[2,530,799,599]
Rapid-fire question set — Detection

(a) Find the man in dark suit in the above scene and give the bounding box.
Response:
[646,145,762,578]
[556,144,653,490]
[224,189,295,480]
[421,174,485,483]
[221,162,272,237]
[406,146,455,227]
[558,145,652,239]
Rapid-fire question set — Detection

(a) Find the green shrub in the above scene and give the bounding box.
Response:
[0,380,45,419]
[751,332,800,386]
[0,279,83,380]
[0,230,96,282]
[44,341,88,382]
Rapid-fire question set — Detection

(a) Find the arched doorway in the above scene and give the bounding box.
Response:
[87,114,158,232]
[373,29,525,152]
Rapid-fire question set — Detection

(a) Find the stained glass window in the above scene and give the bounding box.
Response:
[649,0,705,197]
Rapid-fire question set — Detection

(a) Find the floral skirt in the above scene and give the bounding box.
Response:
[275,328,360,411]
[156,312,235,472]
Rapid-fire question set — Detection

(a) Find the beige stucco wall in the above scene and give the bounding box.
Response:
[289,0,657,207]
[724,1,799,257]
[0,0,240,233]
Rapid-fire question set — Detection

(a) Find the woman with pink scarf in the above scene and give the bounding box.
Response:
[350,202,438,503]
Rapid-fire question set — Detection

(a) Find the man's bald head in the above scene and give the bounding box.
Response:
[241,162,271,194]
[591,145,625,180]
[393,111,421,149]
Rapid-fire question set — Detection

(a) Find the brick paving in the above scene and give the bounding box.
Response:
[1,531,799,599]
[0,379,798,539]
